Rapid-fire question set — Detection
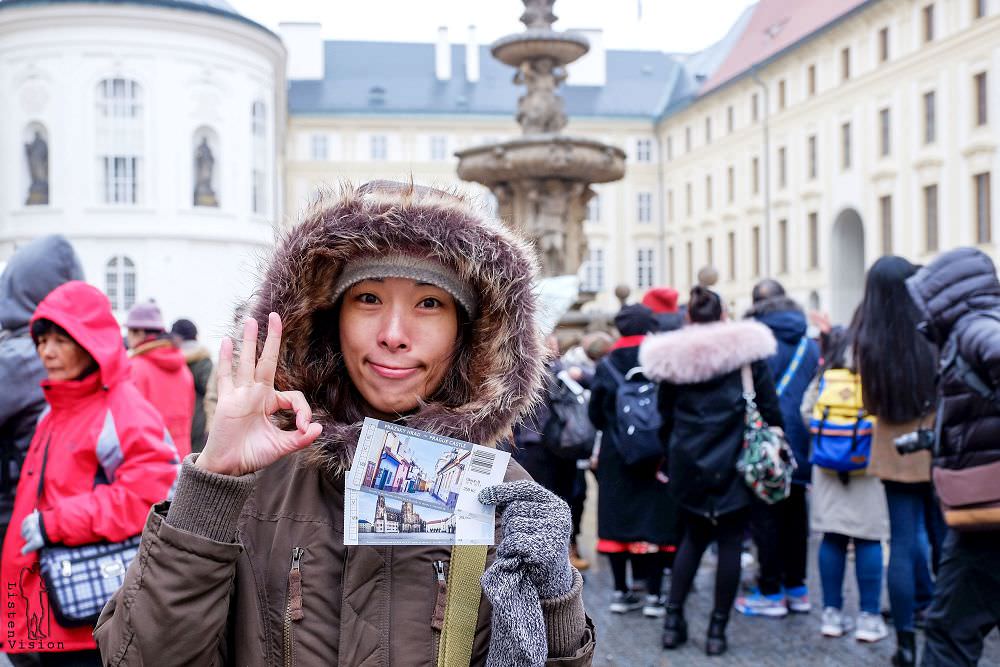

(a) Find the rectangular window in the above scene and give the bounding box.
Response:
[251,168,266,214]
[727,165,735,203]
[975,172,992,244]
[841,47,851,81]
[686,242,694,286]
[751,92,759,123]
[666,136,673,160]
[668,189,675,222]
[879,108,891,157]
[668,246,676,286]
[923,4,935,42]
[808,64,817,96]
[808,134,818,179]
[808,212,819,268]
[841,122,852,170]
[706,236,714,267]
[778,146,787,189]
[102,156,138,204]
[975,72,988,126]
[924,184,939,252]
[705,175,713,210]
[974,0,987,19]
[778,79,786,110]
[430,135,448,161]
[880,194,893,254]
[635,138,653,162]
[727,105,734,133]
[879,26,890,62]
[586,193,600,223]
[636,248,655,289]
[686,183,693,216]
[705,117,712,144]
[685,126,692,152]
[727,231,736,280]
[370,135,388,160]
[581,247,605,292]
[637,191,653,223]
[752,156,760,195]
[924,91,936,143]
[778,219,789,274]
[752,226,762,278]
[310,134,328,160]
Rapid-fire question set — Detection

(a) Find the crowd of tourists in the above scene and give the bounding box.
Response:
[1,183,999,667]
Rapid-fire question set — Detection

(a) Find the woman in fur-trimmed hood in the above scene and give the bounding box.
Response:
[639,286,782,657]
[95,182,594,667]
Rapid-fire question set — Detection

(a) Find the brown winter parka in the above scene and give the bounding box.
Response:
[93,183,594,666]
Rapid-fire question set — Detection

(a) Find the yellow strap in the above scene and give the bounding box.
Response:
[437,545,488,667]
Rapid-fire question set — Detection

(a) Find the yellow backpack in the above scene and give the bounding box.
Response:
[809,368,875,472]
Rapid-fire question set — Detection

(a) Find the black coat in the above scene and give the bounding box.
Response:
[588,344,678,545]
[640,320,783,520]
[907,248,1000,471]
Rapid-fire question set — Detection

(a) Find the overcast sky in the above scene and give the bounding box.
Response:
[229,0,757,54]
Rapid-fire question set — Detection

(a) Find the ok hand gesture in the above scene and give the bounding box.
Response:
[197,313,322,477]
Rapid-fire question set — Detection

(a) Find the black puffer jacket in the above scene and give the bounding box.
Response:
[907,247,1000,471]
[640,320,783,520]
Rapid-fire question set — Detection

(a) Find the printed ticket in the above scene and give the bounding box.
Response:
[344,417,510,546]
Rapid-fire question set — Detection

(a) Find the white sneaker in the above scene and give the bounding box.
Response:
[642,594,667,618]
[854,612,889,643]
[821,607,846,638]
[609,591,644,614]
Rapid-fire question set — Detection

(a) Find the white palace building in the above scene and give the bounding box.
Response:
[1,0,998,345]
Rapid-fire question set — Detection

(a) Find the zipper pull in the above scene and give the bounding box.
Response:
[287,547,304,621]
[431,560,447,631]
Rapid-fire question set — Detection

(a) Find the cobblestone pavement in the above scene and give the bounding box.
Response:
[577,523,1000,666]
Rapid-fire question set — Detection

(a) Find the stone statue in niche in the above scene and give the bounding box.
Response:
[24,130,48,206]
[193,137,218,207]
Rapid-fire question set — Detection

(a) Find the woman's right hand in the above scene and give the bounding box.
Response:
[196,312,322,477]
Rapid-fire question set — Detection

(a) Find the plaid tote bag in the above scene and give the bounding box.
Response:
[34,439,143,626]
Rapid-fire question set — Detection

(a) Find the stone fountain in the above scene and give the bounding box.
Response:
[456,0,626,281]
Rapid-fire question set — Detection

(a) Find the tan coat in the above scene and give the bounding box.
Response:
[94,454,593,666]
[866,416,934,484]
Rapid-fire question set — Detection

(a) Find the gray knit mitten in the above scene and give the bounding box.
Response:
[478,480,574,667]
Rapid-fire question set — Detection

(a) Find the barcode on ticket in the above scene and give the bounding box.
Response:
[470,449,496,475]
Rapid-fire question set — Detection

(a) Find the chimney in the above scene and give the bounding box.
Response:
[466,24,480,83]
[435,26,451,81]
[278,22,324,80]
[565,28,605,86]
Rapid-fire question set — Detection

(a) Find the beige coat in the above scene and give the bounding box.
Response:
[866,416,933,483]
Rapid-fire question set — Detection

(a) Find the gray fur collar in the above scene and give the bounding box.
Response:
[639,320,776,385]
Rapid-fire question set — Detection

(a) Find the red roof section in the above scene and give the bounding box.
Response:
[700,0,870,94]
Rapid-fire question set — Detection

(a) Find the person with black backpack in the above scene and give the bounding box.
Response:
[640,286,783,656]
[588,304,678,619]
[906,247,1000,667]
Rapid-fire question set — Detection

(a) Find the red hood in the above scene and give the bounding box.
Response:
[31,280,129,388]
[132,340,187,372]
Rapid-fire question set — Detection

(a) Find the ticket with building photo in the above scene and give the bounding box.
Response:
[344,417,510,545]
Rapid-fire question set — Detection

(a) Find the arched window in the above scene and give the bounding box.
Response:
[251,100,267,214]
[96,78,143,204]
[105,255,136,311]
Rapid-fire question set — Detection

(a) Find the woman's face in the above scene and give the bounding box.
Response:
[36,330,94,381]
[339,277,460,419]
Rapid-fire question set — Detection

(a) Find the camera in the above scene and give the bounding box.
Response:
[894,428,936,455]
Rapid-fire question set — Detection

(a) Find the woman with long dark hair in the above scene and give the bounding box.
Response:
[854,256,945,667]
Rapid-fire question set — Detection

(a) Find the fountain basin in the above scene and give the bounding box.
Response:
[456,135,625,186]
[491,30,589,67]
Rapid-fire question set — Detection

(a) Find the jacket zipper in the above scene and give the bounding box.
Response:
[431,560,447,661]
[284,547,304,667]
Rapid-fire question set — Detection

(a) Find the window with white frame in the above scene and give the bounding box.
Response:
[430,135,448,161]
[636,248,655,289]
[310,134,329,160]
[635,138,652,162]
[105,255,136,312]
[637,191,652,223]
[370,135,388,160]
[251,100,267,215]
[96,78,143,204]
[586,193,601,223]
[579,247,605,292]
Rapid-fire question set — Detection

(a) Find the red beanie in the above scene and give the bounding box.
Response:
[641,287,679,314]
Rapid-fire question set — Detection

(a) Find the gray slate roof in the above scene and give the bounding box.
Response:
[288,41,687,119]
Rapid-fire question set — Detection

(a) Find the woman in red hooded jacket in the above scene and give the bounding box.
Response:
[0,281,180,666]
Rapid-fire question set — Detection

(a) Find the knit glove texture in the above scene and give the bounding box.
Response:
[20,510,45,555]
[478,480,574,667]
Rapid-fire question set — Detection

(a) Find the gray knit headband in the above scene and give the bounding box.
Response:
[331,254,478,318]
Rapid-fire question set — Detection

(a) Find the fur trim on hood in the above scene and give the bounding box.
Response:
[241,182,543,476]
[639,320,777,385]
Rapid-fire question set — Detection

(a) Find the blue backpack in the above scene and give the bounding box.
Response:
[809,368,874,473]
[600,359,663,466]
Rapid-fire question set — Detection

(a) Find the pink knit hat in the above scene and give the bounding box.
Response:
[125,299,165,331]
